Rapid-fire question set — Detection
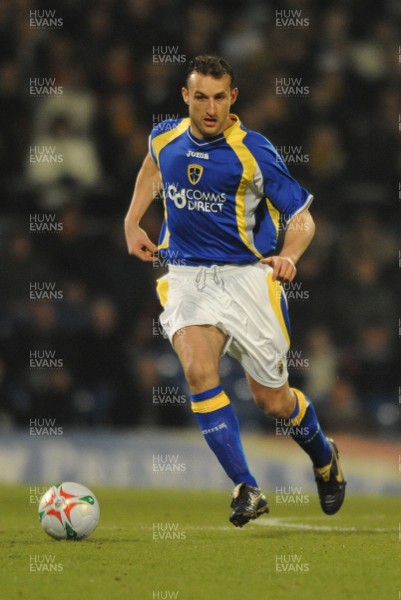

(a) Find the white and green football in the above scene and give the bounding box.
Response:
[38,482,100,540]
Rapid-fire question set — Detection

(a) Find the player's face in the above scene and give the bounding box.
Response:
[182,73,238,139]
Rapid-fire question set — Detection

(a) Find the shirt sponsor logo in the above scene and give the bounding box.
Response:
[166,184,226,213]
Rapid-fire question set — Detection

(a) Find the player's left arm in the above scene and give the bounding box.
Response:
[261,208,315,283]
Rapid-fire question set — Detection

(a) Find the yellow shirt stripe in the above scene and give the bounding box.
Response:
[157,187,170,250]
[224,123,263,259]
[152,119,190,251]
[152,119,190,166]
[266,197,280,235]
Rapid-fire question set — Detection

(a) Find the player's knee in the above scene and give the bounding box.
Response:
[183,359,218,393]
[254,389,294,418]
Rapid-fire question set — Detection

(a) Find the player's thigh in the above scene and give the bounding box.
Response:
[173,325,226,390]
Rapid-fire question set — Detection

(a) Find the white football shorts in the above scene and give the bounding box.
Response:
[156,262,291,388]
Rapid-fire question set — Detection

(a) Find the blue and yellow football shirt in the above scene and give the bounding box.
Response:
[149,114,312,266]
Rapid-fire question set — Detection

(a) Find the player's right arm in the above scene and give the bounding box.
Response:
[124,152,162,262]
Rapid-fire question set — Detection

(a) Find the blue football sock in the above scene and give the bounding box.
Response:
[288,388,333,468]
[191,385,258,487]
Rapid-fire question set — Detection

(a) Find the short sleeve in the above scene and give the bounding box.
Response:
[148,133,158,165]
[252,136,313,221]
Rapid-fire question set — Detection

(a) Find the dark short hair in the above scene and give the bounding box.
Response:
[186,55,234,87]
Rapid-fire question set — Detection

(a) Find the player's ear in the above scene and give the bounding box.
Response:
[230,87,239,105]
[181,87,189,104]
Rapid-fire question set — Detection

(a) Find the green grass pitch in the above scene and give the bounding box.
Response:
[0,486,399,600]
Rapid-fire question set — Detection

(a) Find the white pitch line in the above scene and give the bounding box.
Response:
[136,521,395,533]
[252,518,395,533]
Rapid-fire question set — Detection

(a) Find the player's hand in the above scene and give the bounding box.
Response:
[125,224,158,262]
[261,256,297,283]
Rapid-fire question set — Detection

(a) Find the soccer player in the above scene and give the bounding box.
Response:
[125,55,346,527]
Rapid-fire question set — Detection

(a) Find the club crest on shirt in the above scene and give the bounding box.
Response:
[187,164,204,185]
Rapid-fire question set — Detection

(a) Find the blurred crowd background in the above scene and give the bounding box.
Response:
[0,0,399,436]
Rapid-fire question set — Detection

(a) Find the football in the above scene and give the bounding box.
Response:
[38,482,100,541]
